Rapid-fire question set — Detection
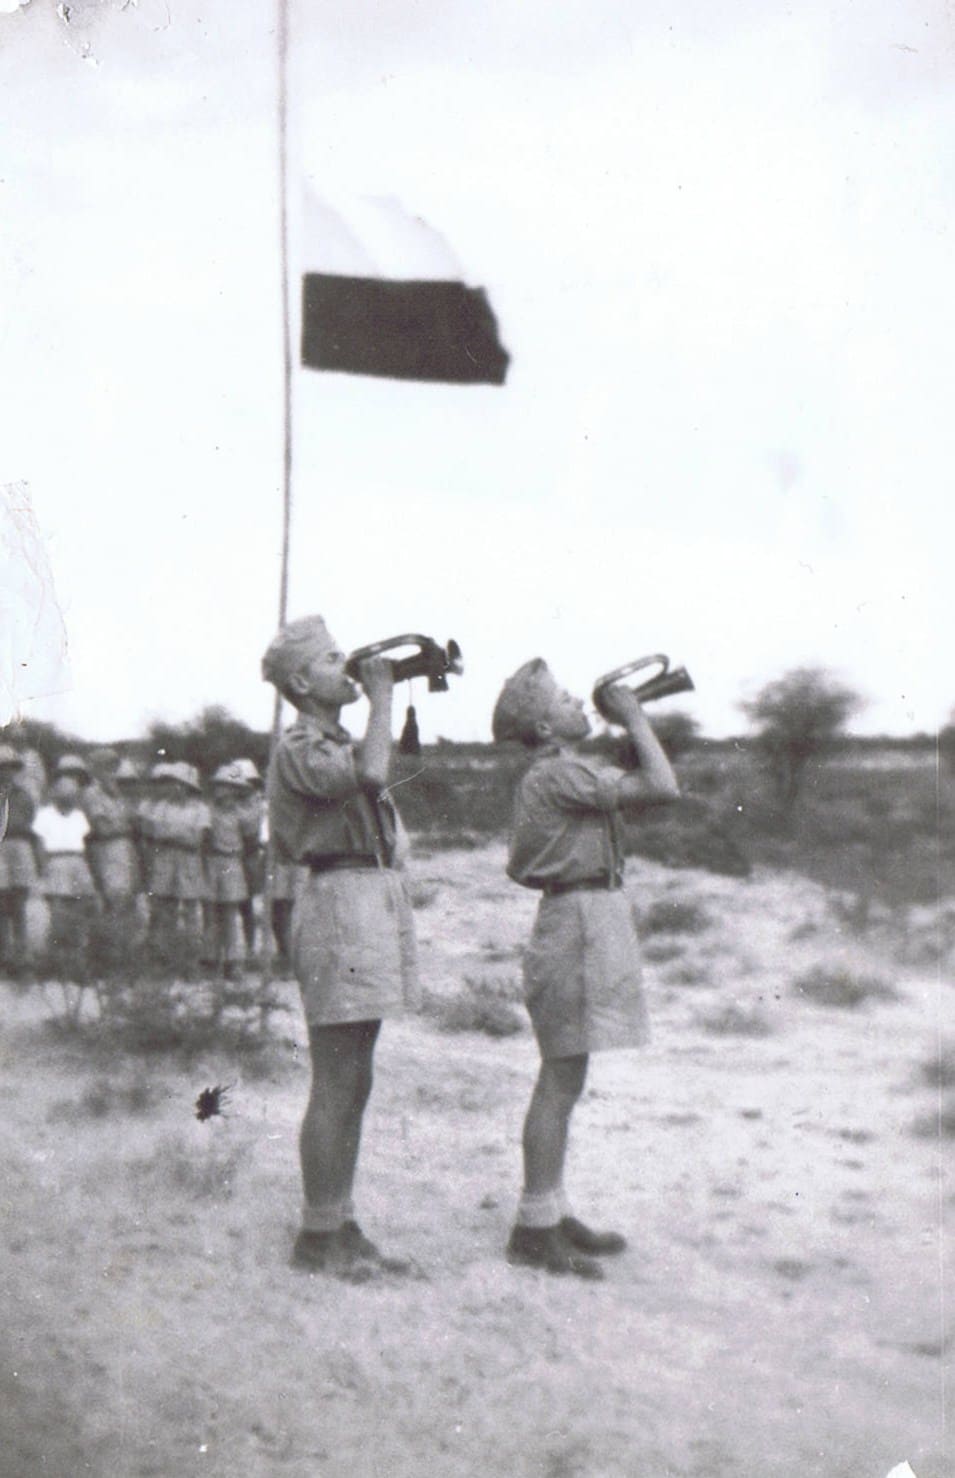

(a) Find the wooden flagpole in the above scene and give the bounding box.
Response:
[261,0,294,995]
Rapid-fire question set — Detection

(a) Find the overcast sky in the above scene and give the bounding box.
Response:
[2,0,953,741]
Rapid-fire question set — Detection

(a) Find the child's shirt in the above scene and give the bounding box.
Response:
[208,804,258,857]
[507,747,627,891]
[141,798,212,850]
[33,804,90,855]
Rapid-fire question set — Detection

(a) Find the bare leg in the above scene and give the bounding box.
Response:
[507,1054,606,1279]
[300,1019,381,1213]
[521,1054,588,1196]
[272,898,292,960]
[221,903,240,970]
[238,898,256,953]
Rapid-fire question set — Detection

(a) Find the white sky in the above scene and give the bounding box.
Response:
[2,0,953,740]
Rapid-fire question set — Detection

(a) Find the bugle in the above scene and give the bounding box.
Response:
[593,653,694,718]
[345,634,464,693]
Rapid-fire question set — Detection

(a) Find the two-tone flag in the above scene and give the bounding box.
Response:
[299,192,510,386]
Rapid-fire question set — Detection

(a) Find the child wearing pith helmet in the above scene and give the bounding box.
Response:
[202,762,258,979]
[0,745,39,977]
[139,761,211,975]
[492,658,680,1280]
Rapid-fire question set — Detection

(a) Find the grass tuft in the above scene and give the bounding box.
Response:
[911,1098,955,1141]
[791,965,899,1010]
[423,974,524,1037]
[641,899,710,936]
[698,1004,774,1037]
[918,1041,955,1091]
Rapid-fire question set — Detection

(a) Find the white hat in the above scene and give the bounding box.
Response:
[212,762,252,790]
[231,758,262,785]
[55,752,91,780]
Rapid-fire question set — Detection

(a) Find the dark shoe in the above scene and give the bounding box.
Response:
[506,1223,604,1281]
[559,1215,628,1256]
[290,1229,339,1271]
[338,1220,411,1277]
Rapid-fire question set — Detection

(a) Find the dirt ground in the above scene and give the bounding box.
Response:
[1,844,951,1478]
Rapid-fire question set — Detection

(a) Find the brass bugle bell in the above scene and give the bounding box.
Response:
[345,634,464,693]
[593,653,695,716]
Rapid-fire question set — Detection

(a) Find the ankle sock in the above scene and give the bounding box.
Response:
[516,1190,561,1229]
[301,1199,345,1234]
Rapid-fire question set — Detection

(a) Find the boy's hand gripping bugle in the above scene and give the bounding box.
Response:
[592,652,693,719]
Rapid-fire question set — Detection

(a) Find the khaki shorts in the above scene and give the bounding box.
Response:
[292,868,419,1027]
[523,889,650,1059]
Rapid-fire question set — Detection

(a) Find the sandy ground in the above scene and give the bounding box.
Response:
[0,845,951,1478]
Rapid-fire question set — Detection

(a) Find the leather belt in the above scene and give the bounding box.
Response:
[305,854,386,875]
[542,874,622,897]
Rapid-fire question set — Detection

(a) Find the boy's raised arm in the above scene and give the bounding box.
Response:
[354,656,395,789]
[600,685,680,807]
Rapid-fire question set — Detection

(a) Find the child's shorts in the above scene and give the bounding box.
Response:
[42,854,97,900]
[0,838,36,891]
[523,888,649,1059]
[205,853,248,904]
[292,867,419,1027]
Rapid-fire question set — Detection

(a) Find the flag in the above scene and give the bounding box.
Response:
[299,193,509,385]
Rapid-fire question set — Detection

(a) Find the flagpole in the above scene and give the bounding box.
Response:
[276,0,293,632]
[261,0,294,998]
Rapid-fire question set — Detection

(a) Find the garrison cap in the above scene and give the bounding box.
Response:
[261,615,338,694]
[491,658,558,744]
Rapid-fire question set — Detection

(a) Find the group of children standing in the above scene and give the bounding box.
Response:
[0,745,300,980]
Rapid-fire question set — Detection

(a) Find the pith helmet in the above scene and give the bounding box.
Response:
[115,758,141,784]
[0,744,24,770]
[55,753,91,781]
[162,762,203,793]
[212,762,252,790]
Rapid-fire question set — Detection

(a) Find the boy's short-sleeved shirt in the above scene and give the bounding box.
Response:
[507,748,627,890]
[33,805,90,854]
[141,798,212,849]
[268,715,399,866]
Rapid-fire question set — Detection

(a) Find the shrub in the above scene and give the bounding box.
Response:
[424,975,524,1037]
[144,1131,248,1201]
[48,1077,160,1122]
[642,938,685,964]
[911,1097,955,1140]
[641,899,710,935]
[791,965,898,1009]
[919,1042,955,1091]
[664,962,710,988]
[698,1004,773,1037]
